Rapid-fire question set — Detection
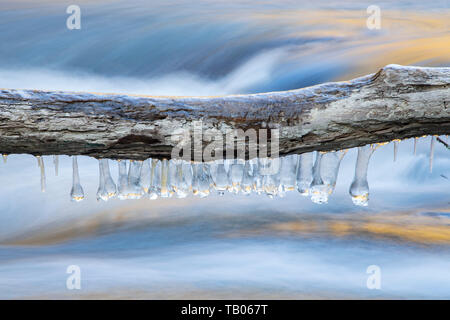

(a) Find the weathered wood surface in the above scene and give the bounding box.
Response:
[0,64,448,160]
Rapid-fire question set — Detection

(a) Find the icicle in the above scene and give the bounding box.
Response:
[309,152,327,204]
[96,160,107,201]
[260,158,280,198]
[70,156,84,202]
[127,160,144,199]
[322,151,346,191]
[254,175,263,195]
[117,160,129,200]
[279,154,298,194]
[174,160,193,198]
[192,162,210,198]
[182,161,194,197]
[101,159,117,199]
[149,159,161,200]
[349,145,375,206]
[53,155,59,176]
[192,163,200,196]
[160,159,170,198]
[241,160,255,195]
[252,158,264,195]
[225,159,235,193]
[169,159,180,198]
[430,136,435,173]
[37,156,46,193]
[2,154,7,164]
[167,160,175,193]
[413,138,418,155]
[392,139,401,162]
[212,160,230,195]
[296,152,314,196]
[262,173,279,198]
[229,159,244,194]
[310,151,345,204]
[140,159,151,194]
[393,141,398,162]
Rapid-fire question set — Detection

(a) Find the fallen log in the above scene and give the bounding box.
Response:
[0,64,448,160]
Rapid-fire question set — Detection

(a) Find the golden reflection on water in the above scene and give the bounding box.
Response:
[253,9,450,78]
[225,207,450,245]
[3,197,449,246]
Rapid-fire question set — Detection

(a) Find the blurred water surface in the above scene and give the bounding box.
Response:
[0,0,449,94]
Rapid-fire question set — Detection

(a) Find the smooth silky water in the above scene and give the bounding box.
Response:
[0,0,449,299]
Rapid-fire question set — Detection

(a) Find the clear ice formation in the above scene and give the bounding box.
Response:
[126,160,145,199]
[37,155,46,193]
[296,153,314,196]
[86,150,348,204]
[96,159,117,201]
[429,136,435,173]
[53,155,59,176]
[117,160,129,200]
[349,145,376,207]
[70,156,84,202]
[310,151,346,204]
[2,137,440,206]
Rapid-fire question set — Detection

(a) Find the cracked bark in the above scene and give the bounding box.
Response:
[0,64,448,160]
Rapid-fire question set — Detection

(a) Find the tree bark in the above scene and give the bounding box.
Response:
[0,64,448,160]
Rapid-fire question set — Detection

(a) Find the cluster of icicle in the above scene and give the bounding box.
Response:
[68,146,376,206]
[67,136,443,206]
[2,135,442,207]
